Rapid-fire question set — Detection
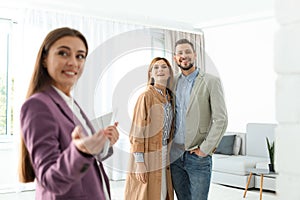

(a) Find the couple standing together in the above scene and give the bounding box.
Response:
[124,39,228,200]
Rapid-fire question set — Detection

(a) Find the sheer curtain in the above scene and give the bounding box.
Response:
[13,8,145,190]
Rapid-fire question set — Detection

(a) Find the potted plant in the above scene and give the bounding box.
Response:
[266,137,275,172]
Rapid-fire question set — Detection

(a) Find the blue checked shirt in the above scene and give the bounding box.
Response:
[173,68,199,145]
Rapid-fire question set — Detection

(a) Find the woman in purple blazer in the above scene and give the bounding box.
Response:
[18,27,119,200]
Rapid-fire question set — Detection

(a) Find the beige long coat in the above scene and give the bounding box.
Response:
[124,85,174,200]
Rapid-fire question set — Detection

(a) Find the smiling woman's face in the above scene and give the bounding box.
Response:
[150,59,171,86]
[44,36,87,96]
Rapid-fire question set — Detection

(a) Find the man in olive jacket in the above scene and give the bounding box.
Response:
[170,39,228,200]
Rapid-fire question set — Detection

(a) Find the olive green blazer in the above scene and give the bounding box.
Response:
[174,70,228,155]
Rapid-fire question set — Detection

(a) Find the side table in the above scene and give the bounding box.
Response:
[243,168,277,200]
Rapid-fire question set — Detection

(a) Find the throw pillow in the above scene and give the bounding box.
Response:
[233,135,242,155]
[215,135,236,155]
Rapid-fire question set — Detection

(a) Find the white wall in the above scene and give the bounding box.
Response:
[275,0,300,199]
[203,18,277,132]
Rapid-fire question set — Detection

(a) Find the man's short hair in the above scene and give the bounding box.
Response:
[175,39,195,52]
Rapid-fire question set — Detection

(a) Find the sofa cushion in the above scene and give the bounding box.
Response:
[212,155,268,175]
[255,161,270,170]
[223,132,246,155]
[215,135,235,155]
[233,135,242,155]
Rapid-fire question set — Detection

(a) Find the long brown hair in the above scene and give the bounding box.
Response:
[18,27,88,183]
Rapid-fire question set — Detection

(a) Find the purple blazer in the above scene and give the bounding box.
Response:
[20,86,111,200]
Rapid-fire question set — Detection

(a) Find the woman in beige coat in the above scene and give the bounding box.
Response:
[124,57,174,200]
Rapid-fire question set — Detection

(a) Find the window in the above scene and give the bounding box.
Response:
[0,19,13,136]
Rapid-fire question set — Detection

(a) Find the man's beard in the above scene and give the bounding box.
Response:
[177,62,194,71]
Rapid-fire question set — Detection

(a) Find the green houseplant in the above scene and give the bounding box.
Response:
[266,137,275,172]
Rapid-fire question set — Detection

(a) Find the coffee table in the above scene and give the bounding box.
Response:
[243,168,277,200]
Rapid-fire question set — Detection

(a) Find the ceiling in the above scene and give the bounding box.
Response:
[1,0,274,31]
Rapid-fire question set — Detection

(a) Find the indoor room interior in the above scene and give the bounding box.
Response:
[0,0,299,199]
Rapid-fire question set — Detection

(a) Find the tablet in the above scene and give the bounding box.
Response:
[90,112,113,130]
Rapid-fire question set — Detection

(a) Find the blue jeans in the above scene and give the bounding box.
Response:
[170,151,212,200]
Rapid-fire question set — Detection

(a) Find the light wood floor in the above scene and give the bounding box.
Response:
[0,180,276,200]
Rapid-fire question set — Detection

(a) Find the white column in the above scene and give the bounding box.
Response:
[275,0,300,199]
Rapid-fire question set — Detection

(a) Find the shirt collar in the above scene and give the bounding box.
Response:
[51,85,73,105]
[180,67,199,82]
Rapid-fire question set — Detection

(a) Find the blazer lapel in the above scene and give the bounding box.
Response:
[173,74,180,109]
[46,87,74,122]
[45,87,90,135]
[186,71,205,114]
[74,100,96,134]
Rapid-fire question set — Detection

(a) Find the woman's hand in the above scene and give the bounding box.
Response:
[72,126,108,155]
[104,122,119,146]
[135,162,147,184]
